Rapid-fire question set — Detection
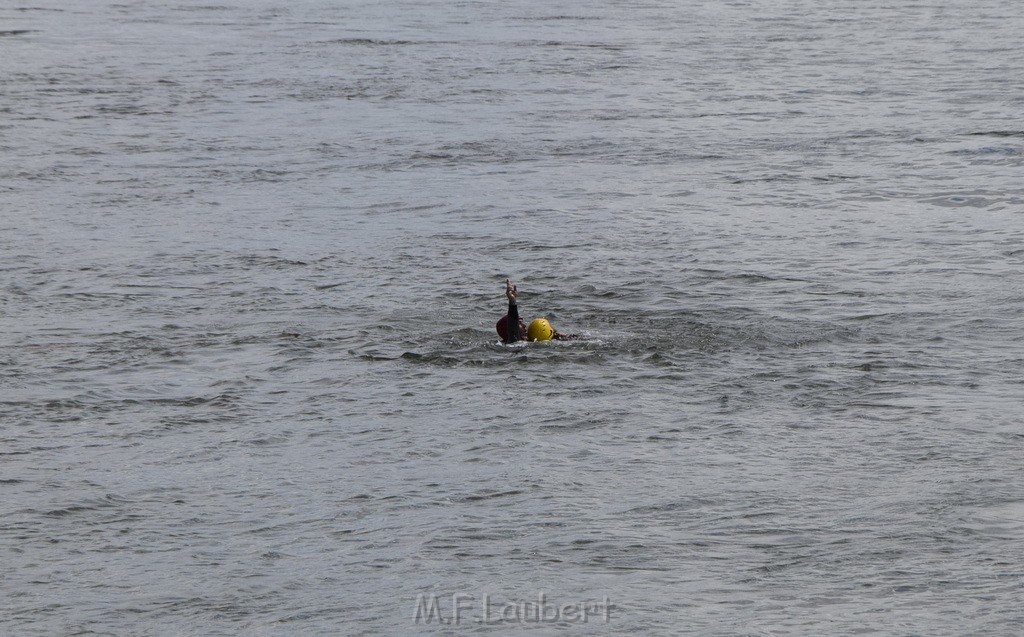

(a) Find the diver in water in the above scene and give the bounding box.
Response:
[496,279,576,343]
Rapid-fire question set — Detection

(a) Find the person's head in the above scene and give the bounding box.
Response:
[496,314,527,342]
[527,318,554,341]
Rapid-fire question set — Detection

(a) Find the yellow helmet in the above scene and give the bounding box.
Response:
[527,318,554,341]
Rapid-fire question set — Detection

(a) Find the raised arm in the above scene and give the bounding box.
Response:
[505,279,523,342]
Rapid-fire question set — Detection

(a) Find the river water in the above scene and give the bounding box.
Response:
[2,0,1023,635]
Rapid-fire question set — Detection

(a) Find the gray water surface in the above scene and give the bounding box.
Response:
[2,0,1024,635]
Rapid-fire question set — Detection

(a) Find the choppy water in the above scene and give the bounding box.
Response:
[3,0,1024,635]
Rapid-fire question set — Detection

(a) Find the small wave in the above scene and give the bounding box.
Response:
[511,15,602,21]
[456,489,525,503]
[919,193,1002,208]
[966,130,1024,138]
[171,5,237,11]
[324,38,443,46]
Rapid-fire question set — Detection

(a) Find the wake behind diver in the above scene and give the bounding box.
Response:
[496,279,578,344]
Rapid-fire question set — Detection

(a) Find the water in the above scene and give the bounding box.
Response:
[2,0,1023,634]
